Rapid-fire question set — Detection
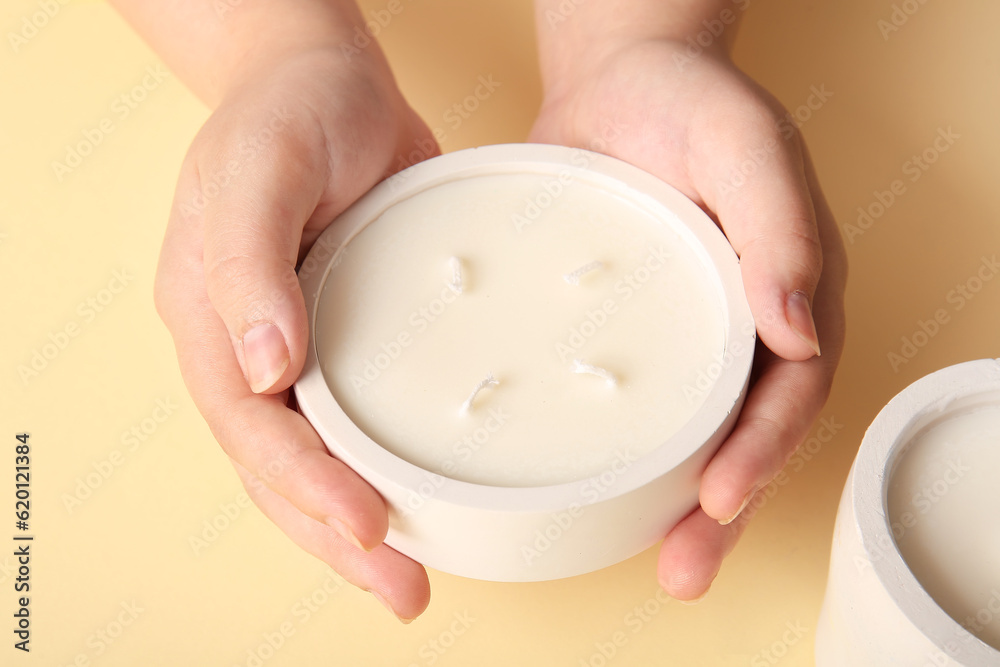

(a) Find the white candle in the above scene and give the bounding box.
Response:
[888,405,1000,650]
[315,171,726,487]
[295,144,754,581]
[816,360,1000,665]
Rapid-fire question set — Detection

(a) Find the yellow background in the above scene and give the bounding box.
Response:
[3,0,999,665]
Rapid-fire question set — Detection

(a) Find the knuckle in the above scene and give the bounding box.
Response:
[204,253,270,325]
[743,226,825,289]
[742,414,790,447]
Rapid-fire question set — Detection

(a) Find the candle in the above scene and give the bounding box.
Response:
[816,359,1000,665]
[888,405,1000,650]
[314,170,727,487]
[295,144,754,581]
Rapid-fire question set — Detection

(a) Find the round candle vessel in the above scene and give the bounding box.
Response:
[816,359,1000,665]
[294,144,755,582]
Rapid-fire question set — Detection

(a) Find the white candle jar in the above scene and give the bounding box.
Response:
[294,144,755,582]
[816,359,1000,665]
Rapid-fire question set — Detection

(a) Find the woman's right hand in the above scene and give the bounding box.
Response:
[153,43,439,622]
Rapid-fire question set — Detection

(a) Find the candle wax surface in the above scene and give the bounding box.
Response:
[316,173,727,487]
[887,405,1000,650]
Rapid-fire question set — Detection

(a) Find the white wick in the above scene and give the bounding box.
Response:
[572,359,617,387]
[461,372,499,412]
[448,256,464,294]
[563,260,603,285]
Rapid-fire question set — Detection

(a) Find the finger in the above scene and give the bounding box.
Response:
[155,188,389,550]
[699,155,847,524]
[233,461,431,623]
[691,87,825,362]
[658,506,748,601]
[698,349,830,524]
[194,101,329,395]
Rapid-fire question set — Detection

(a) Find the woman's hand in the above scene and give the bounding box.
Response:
[152,42,438,622]
[531,4,847,601]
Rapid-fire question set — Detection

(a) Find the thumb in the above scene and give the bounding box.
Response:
[702,127,824,361]
[185,90,439,394]
[191,112,331,395]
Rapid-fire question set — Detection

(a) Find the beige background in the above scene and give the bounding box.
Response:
[3,0,998,665]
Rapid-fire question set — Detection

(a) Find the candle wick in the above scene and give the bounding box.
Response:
[461,372,499,412]
[572,359,617,387]
[448,256,464,294]
[563,260,603,286]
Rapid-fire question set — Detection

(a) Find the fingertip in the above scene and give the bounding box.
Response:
[678,591,709,606]
[659,504,750,603]
[699,441,760,525]
[657,558,715,603]
[658,523,718,602]
[368,551,431,622]
[369,589,418,624]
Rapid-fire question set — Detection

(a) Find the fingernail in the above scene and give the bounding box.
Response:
[326,517,370,552]
[243,322,290,393]
[785,291,821,357]
[719,486,757,526]
[368,590,415,624]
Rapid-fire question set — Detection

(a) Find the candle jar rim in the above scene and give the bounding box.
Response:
[853,357,1000,662]
[298,144,753,497]
[294,143,756,580]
